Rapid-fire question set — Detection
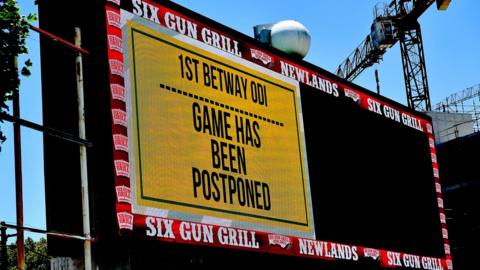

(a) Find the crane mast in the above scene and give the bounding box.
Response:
[336,0,451,111]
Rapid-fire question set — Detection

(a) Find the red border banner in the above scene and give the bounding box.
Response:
[130,214,447,270]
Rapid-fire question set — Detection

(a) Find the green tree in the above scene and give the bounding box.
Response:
[0,0,36,151]
[7,237,49,270]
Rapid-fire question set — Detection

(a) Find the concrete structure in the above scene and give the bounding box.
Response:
[427,112,475,144]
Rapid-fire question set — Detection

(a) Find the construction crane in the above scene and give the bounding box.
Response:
[336,0,451,111]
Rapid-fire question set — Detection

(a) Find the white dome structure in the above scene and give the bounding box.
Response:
[270,20,311,58]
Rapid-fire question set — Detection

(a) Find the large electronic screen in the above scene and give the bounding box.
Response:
[103,1,451,269]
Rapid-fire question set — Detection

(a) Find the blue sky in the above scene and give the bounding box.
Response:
[1,0,478,241]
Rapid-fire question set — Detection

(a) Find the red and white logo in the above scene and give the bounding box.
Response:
[108,34,123,53]
[250,49,274,67]
[106,10,121,28]
[107,0,120,5]
[116,185,132,204]
[440,213,446,224]
[435,182,442,193]
[442,228,449,239]
[344,89,361,103]
[112,109,127,127]
[111,84,126,102]
[109,59,124,77]
[115,159,130,178]
[426,123,433,134]
[117,212,134,230]
[268,234,291,249]
[363,248,380,260]
[444,243,451,255]
[437,197,444,208]
[113,134,129,152]
[446,259,453,270]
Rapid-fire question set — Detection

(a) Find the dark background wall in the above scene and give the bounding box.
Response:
[38,0,447,268]
[437,133,480,270]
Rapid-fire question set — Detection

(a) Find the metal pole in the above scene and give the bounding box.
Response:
[74,27,93,270]
[29,25,89,55]
[1,222,93,242]
[13,57,25,270]
[375,67,381,95]
[0,222,7,270]
[0,113,93,147]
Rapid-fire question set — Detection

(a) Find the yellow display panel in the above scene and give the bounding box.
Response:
[128,23,312,233]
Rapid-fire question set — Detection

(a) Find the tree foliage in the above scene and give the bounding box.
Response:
[7,237,49,270]
[0,0,36,151]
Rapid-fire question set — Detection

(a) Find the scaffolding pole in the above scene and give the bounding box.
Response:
[12,56,25,270]
[74,27,93,270]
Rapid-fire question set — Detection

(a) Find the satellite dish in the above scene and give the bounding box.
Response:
[270,20,311,58]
